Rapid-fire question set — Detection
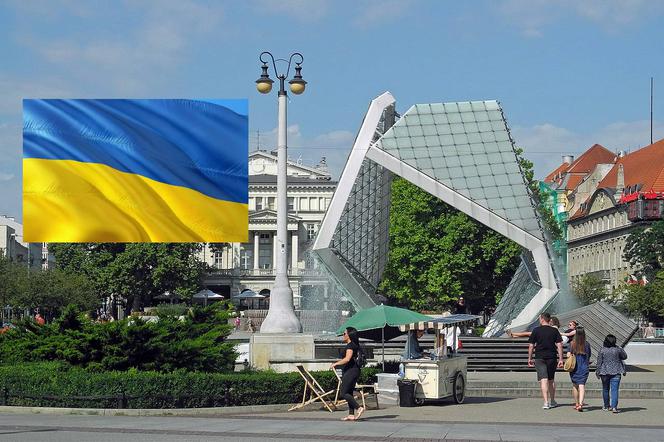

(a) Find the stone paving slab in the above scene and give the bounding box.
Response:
[1,412,664,441]
[242,397,664,428]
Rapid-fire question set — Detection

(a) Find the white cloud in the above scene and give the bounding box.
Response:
[252,124,355,179]
[0,122,22,218]
[497,0,664,37]
[0,75,72,116]
[353,0,415,29]
[253,0,330,22]
[512,119,664,179]
[20,0,224,94]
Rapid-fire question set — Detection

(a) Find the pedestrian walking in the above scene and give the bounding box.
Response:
[247,317,255,333]
[330,327,365,421]
[568,326,591,411]
[234,316,241,331]
[527,312,564,409]
[596,334,628,413]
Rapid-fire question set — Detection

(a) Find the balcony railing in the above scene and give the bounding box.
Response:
[207,268,325,278]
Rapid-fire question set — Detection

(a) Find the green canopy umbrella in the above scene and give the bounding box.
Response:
[337,304,433,369]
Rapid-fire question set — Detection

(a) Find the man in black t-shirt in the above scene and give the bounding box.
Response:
[528,312,563,410]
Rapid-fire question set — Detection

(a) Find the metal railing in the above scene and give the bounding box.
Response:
[208,268,325,277]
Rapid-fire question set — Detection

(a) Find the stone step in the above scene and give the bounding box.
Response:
[469,381,664,389]
[466,387,664,399]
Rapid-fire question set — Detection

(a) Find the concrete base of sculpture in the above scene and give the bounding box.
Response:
[249,333,314,371]
[625,342,664,365]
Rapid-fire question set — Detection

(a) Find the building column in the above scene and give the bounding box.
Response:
[291,231,298,271]
[272,231,278,270]
[232,242,241,268]
[253,231,260,270]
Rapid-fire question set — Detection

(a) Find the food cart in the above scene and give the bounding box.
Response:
[399,314,481,405]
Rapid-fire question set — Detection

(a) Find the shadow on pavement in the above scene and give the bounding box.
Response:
[616,406,647,412]
[419,396,512,406]
[359,414,399,421]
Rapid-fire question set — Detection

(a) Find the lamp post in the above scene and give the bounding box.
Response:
[255,51,306,333]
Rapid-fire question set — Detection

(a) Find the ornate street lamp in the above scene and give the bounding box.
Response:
[255,51,306,333]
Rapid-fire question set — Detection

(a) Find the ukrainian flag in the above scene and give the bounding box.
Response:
[23,99,248,243]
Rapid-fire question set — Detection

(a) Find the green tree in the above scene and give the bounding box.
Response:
[619,270,664,323]
[48,243,205,312]
[0,256,97,315]
[624,220,664,278]
[572,274,609,305]
[515,147,563,240]
[0,304,236,372]
[379,178,521,312]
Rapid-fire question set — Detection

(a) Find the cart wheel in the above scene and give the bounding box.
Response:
[452,371,465,404]
[414,397,425,406]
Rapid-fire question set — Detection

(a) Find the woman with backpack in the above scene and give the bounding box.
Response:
[595,334,628,413]
[330,327,365,421]
[568,326,591,412]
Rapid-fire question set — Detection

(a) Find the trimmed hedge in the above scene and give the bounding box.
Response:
[0,305,236,373]
[0,363,379,409]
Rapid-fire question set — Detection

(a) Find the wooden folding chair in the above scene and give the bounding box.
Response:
[333,369,380,410]
[289,364,337,412]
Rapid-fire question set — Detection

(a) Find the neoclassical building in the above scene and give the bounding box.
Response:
[567,138,664,290]
[201,151,336,308]
[0,215,53,269]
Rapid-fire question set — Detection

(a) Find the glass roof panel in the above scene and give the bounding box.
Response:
[377,100,543,240]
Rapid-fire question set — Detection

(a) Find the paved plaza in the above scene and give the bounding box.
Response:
[1,397,664,441]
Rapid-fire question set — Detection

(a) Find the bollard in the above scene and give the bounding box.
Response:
[116,392,127,409]
[1,387,7,406]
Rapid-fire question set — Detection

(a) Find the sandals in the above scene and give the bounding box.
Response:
[575,404,583,412]
[342,407,365,422]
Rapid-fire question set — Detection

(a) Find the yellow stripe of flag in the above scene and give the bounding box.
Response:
[23,158,248,242]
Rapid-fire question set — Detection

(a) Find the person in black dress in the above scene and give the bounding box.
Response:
[331,327,365,421]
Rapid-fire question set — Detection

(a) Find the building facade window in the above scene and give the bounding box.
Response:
[240,248,251,270]
[259,233,272,269]
[213,251,223,269]
[288,197,295,211]
[256,197,263,211]
[306,223,316,241]
[268,196,275,210]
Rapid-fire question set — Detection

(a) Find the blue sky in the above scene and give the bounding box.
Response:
[1,0,663,221]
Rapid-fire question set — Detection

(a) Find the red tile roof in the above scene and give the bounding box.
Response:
[544,162,570,183]
[543,144,616,191]
[598,138,664,193]
[566,144,616,175]
[570,138,664,220]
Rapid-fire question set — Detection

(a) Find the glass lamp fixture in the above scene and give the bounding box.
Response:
[256,62,273,94]
[288,64,307,95]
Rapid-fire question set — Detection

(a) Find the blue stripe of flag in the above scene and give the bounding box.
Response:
[23,99,248,204]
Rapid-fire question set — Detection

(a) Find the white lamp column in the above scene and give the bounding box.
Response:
[256,51,306,333]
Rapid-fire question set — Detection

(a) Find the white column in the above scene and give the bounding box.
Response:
[232,242,241,268]
[253,231,260,270]
[291,231,298,271]
[259,73,301,333]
